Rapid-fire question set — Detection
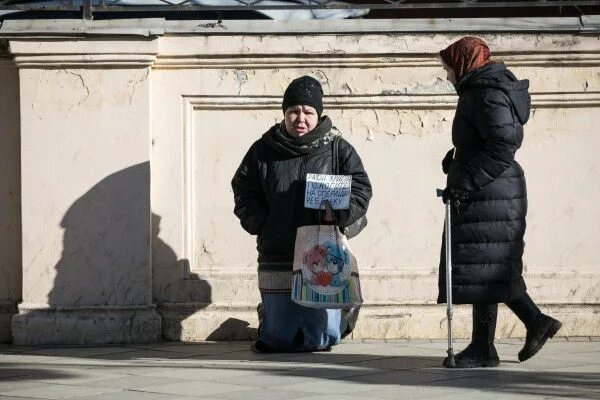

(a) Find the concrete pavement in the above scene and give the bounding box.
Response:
[1,338,599,400]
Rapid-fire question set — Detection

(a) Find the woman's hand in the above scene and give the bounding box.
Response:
[320,200,335,223]
[322,204,335,222]
[442,187,470,214]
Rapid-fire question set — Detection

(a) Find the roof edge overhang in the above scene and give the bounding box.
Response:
[1,16,599,38]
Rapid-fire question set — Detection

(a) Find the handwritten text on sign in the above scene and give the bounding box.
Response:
[304,173,352,210]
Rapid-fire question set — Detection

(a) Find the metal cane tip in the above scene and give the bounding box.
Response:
[447,357,456,368]
[446,351,456,368]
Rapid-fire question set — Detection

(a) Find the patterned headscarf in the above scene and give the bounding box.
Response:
[439,36,492,82]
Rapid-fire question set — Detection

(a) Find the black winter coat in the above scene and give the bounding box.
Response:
[232,118,372,264]
[438,63,530,304]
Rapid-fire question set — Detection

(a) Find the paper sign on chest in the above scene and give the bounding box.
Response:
[304,173,352,210]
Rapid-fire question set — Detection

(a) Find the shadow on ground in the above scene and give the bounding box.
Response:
[0,369,76,382]
[206,318,258,341]
[1,341,598,399]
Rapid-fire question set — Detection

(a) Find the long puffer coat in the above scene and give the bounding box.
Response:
[438,62,531,305]
[232,117,372,264]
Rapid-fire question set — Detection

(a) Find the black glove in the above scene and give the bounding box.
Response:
[442,187,470,213]
[442,148,455,175]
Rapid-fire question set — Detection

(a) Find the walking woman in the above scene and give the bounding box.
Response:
[438,37,562,368]
[232,76,372,352]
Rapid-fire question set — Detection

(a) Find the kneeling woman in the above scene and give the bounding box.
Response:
[232,76,372,352]
[438,37,562,368]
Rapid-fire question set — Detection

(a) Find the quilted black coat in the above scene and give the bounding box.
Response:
[232,117,372,264]
[438,63,531,304]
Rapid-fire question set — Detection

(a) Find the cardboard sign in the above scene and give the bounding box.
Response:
[304,173,352,210]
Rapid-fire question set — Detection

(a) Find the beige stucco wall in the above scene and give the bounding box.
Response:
[152,32,600,341]
[1,23,599,343]
[8,39,161,344]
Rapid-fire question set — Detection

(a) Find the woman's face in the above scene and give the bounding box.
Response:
[284,105,319,137]
[441,59,457,85]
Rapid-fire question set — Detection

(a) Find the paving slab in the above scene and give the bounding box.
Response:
[543,351,600,364]
[211,387,315,400]
[528,341,600,355]
[64,391,202,400]
[339,368,495,386]
[144,343,250,355]
[335,343,444,357]
[251,351,398,365]
[23,347,134,358]
[290,395,389,400]
[34,368,125,385]
[66,375,188,390]
[545,364,600,374]
[0,340,598,400]
[508,354,598,372]
[349,355,441,371]
[0,381,48,393]
[136,366,263,381]
[0,366,90,385]
[0,384,121,399]
[210,370,316,388]
[0,345,52,354]
[0,397,42,400]
[131,381,258,397]
[435,390,564,400]
[282,378,388,395]
[93,349,200,361]
[432,371,600,399]
[280,364,392,380]
[352,384,475,400]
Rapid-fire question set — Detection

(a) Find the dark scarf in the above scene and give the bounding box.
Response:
[439,36,493,83]
[262,116,337,157]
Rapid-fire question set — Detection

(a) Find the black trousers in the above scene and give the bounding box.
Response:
[472,292,541,344]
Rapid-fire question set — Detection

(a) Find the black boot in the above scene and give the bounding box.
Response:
[340,306,360,339]
[506,293,562,362]
[445,304,500,368]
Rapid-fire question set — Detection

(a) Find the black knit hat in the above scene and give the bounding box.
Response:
[282,76,324,117]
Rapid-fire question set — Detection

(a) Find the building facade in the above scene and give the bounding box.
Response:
[1,18,599,344]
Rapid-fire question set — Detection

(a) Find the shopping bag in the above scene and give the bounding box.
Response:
[291,205,363,309]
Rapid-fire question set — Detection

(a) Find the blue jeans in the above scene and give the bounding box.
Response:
[258,291,342,351]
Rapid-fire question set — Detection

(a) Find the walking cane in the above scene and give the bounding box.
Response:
[437,189,455,367]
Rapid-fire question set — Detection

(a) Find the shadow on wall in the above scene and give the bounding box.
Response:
[152,215,256,340]
[154,210,258,341]
[45,162,212,342]
[152,213,213,341]
[49,163,154,307]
